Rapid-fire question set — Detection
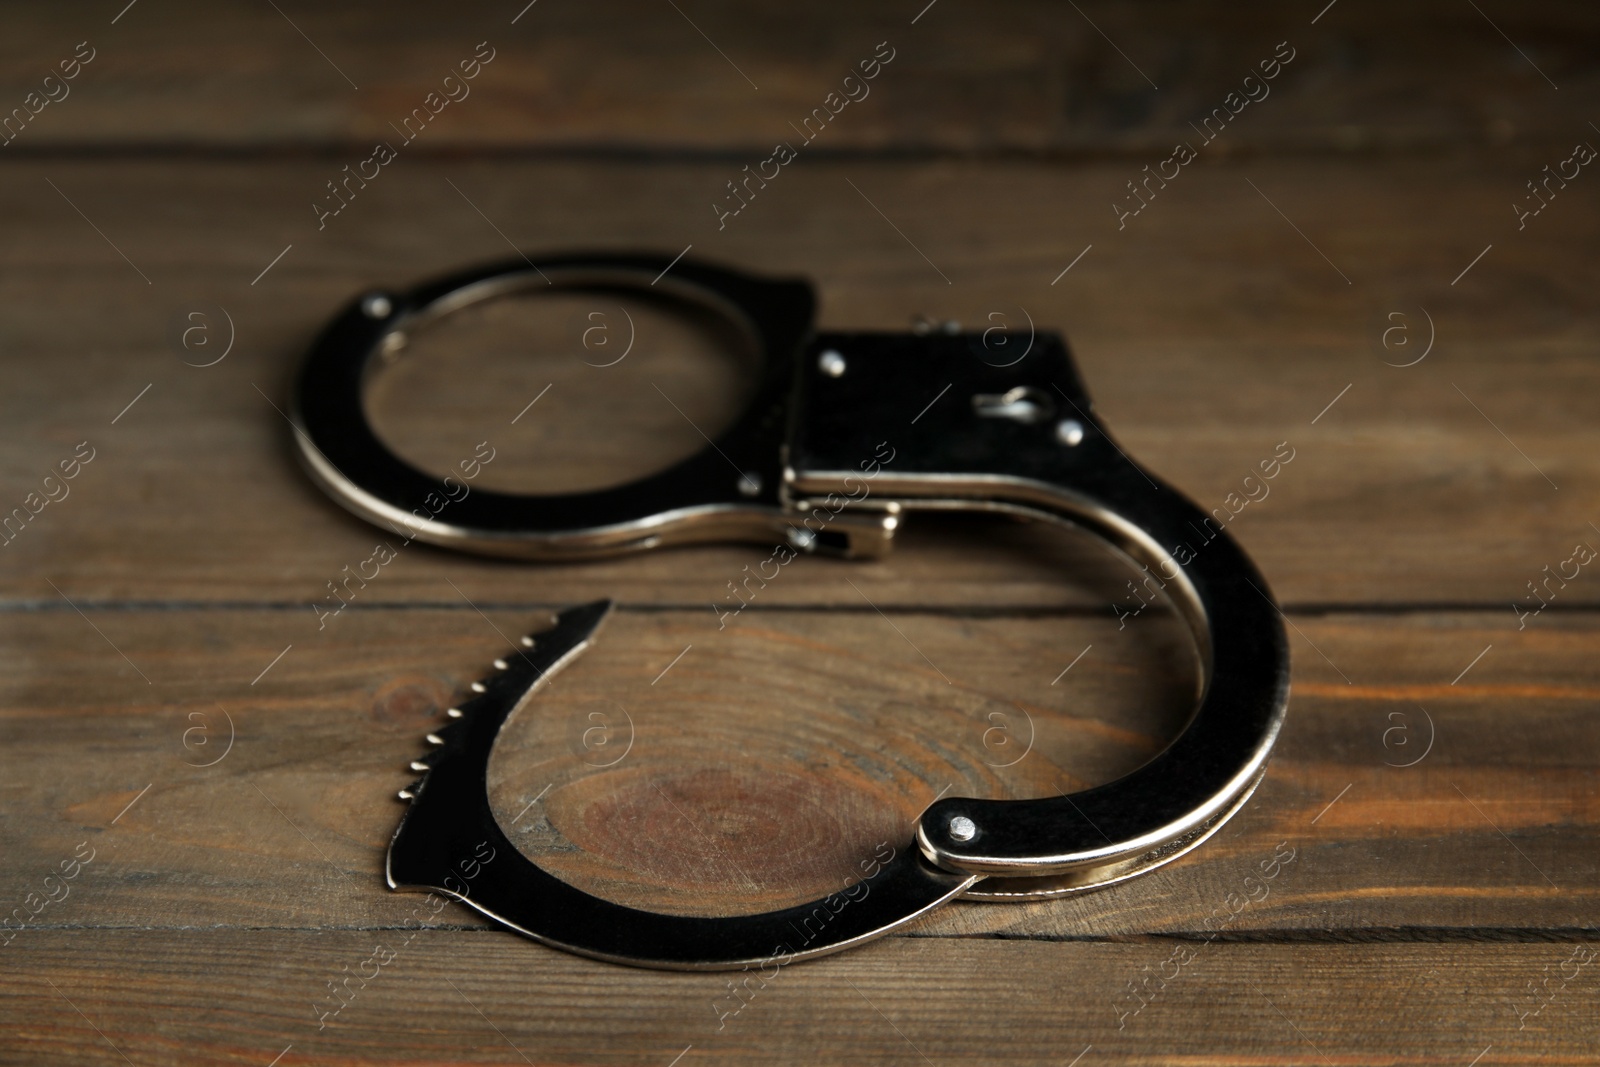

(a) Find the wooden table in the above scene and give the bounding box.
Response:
[3,2,1596,1062]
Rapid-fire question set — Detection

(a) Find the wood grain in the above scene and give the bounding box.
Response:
[0,1,1593,154]
[2,3,1598,1062]
[6,932,1597,1065]
[0,156,1596,608]
[2,608,1595,939]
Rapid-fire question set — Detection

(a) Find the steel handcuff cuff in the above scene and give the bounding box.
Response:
[289,251,1290,971]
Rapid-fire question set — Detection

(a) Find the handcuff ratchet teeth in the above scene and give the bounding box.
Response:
[290,251,1290,970]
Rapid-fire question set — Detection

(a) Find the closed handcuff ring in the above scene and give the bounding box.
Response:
[289,251,1290,970]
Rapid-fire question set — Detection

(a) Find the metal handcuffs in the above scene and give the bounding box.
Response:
[290,252,1290,970]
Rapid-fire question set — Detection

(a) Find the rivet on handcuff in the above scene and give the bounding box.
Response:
[289,252,1289,970]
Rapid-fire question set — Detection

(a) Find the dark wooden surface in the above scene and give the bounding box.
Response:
[2,2,1598,1064]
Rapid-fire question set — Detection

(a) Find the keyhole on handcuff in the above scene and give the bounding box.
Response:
[973,385,1054,424]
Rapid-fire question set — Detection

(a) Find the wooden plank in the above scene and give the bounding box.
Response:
[0,3,1592,1062]
[4,932,1596,1064]
[0,2,1592,154]
[0,157,1595,607]
[2,608,1595,939]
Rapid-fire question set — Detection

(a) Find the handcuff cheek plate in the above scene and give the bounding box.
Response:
[787,330,1288,888]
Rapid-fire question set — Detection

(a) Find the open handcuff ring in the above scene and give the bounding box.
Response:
[290,252,1289,970]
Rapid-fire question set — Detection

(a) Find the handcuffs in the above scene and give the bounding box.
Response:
[290,251,1289,970]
